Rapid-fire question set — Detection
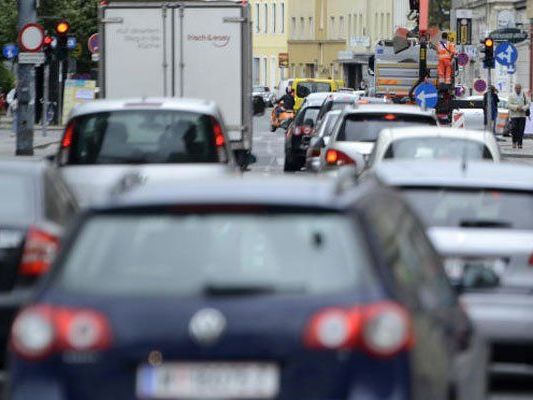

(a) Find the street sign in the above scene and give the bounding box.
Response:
[88,33,99,54]
[507,64,516,75]
[414,83,438,109]
[457,18,472,45]
[278,52,289,68]
[457,52,469,67]
[18,52,45,65]
[18,23,45,52]
[2,44,18,60]
[474,79,487,93]
[455,86,466,97]
[489,28,528,44]
[495,42,518,67]
[67,36,77,50]
[91,53,100,62]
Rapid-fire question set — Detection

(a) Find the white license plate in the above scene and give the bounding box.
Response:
[444,257,507,280]
[136,362,280,399]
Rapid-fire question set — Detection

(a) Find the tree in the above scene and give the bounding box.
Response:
[429,0,451,30]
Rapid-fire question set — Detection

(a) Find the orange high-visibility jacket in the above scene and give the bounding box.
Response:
[438,41,456,61]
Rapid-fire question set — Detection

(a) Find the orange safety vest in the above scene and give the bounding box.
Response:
[438,41,455,61]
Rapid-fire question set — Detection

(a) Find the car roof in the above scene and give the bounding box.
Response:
[68,97,221,120]
[379,127,494,143]
[102,175,351,210]
[303,92,332,107]
[371,160,533,191]
[325,92,359,101]
[345,104,435,116]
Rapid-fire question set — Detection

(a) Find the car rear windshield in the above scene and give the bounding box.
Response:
[296,82,332,98]
[67,110,222,165]
[0,174,34,224]
[295,107,320,126]
[337,113,437,142]
[402,189,533,230]
[384,138,494,160]
[58,213,375,296]
[322,114,340,137]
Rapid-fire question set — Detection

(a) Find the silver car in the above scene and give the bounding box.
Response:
[253,85,276,107]
[54,97,236,206]
[319,104,437,173]
[366,160,533,377]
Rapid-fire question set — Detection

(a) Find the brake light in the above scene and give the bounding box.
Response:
[325,149,356,166]
[383,114,396,121]
[61,122,75,149]
[11,305,112,360]
[304,302,413,357]
[19,227,59,277]
[211,118,225,148]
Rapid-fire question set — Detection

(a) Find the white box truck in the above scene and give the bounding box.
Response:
[98,0,256,166]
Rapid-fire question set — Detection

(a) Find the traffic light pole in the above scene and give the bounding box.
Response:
[486,67,493,132]
[16,0,37,156]
[58,60,63,125]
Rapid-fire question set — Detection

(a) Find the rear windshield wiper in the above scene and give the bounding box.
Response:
[459,220,511,229]
[202,284,305,297]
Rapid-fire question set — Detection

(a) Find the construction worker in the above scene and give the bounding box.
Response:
[437,32,456,85]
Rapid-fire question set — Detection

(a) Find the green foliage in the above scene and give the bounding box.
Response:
[0,62,15,92]
[429,0,451,30]
[0,0,99,73]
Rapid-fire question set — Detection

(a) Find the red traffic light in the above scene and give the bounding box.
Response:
[55,21,70,35]
[43,36,53,46]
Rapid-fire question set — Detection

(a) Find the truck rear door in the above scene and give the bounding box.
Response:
[175,4,247,143]
[102,5,172,98]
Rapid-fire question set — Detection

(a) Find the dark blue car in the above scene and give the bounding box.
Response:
[8,176,486,400]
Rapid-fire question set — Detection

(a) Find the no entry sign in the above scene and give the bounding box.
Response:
[18,23,45,52]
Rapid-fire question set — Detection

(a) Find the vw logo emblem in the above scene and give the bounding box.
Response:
[189,308,226,346]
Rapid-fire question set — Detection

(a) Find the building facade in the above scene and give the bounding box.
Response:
[251,0,289,89]
[451,0,529,97]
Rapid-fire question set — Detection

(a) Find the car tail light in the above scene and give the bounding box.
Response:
[19,227,59,277]
[61,122,75,149]
[11,305,112,360]
[304,302,412,357]
[325,149,356,166]
[211,118,228,163]
[361,302,412,357]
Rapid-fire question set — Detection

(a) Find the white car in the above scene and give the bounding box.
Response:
[452,96,509,134]
[319,104,437,173]
[367,127,501,169]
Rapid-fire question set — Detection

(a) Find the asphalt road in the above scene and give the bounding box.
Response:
[251,111,533,400]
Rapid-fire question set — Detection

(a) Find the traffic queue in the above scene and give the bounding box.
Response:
[0,79,532,400]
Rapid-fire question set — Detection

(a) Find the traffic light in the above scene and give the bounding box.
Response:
[54,20,70,61]
[43,35,54,59]
[481,37,495,69]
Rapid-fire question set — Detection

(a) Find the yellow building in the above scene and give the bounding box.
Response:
[252,0,290,90]
[287,0,346,80]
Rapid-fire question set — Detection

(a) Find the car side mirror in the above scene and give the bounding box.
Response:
[253,96,266,116]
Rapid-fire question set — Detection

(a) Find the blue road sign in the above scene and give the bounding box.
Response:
[67,37,77,50]
[495,42,518,67]
[2,44,18,60]
[414,82,438,109]
[507,64,516,75]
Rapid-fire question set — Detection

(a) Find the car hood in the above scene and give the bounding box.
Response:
[61,164,235,208]
[427,227,533,257]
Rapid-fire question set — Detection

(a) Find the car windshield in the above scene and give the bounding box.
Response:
[58,213,375,296]
[296,82,332,98]
[67,110,221,165]
[402,188,533,230]
[337,113,437,142]
[0,174,34,224]
[295,107,320,126]
[384,138,493,160]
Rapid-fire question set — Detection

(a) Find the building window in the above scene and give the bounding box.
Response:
[255,3,260,33]
[380,13,384,38]
[309,17,314,39]
[272,3,277,33]
[264,4,268,33]
[339,16,345,39]
[300,17,305,39]
[359,14,363,36]
[281,3,285,33]
[263,57,268,86]
[329,16,335,39]
[291,17,296,39]
[387,13,391,37]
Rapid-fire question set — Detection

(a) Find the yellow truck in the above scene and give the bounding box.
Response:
[291,78,338,112]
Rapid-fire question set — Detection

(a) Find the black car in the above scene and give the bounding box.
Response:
[0,161,78,367]
[284,93,330,172]
[9,175,485,399]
